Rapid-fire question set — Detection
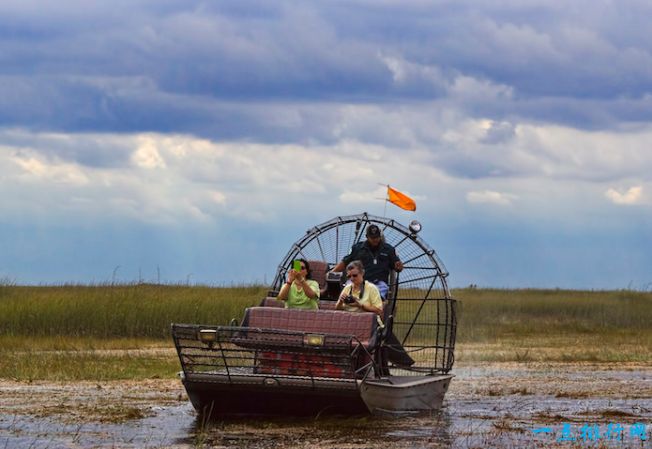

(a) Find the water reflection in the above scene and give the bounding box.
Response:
[176,408,455,449]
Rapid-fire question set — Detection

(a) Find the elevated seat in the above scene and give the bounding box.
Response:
[307,260,329,292]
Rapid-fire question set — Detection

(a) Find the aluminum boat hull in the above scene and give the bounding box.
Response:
[181,372,453,418]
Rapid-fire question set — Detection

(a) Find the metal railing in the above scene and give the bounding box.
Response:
[172,324,377,386]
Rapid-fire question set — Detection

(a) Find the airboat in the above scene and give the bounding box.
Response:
[172,213,457,417]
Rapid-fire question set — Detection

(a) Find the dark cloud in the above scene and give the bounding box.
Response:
[1,0,652,141]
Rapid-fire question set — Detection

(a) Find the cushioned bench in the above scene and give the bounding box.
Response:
[317,300,338,310]
[233,307,378,378]
[241,307,377,347]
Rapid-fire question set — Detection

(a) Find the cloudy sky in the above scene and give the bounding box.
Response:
[1,0,651,289]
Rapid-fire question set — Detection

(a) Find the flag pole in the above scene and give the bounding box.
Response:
[378,182,389,218]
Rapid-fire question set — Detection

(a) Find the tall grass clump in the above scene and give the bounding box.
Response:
[0,283,267,340]
[453,287,652,343]
[0,276,16,298]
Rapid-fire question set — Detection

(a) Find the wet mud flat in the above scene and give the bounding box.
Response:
[1,362,650,449]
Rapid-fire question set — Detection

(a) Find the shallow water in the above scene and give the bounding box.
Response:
[1,363,650,448]
[0,403,195,449]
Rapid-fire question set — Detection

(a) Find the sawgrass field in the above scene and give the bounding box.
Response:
[1,283,650,380]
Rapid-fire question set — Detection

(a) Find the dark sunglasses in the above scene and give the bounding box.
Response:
[300,266,307,270]
[347,272,360,278]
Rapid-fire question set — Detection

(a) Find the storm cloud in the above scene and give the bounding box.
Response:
[2,0,652,287]
[2,1,652,141]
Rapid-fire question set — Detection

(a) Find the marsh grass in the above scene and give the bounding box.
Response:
[456,337,651,363]
[452,287,651,341]
[0,283,266,380]
[1,285,650,379]
[452,288,651,363]
[0,335,167,351]
[2,349,178,381]
[0,283,265,339]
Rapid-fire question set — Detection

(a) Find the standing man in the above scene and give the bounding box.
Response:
[331,224,403,299]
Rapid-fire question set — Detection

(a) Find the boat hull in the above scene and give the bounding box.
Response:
[182,377,368,418]
[360,374,454,415]
[181,372,453,418]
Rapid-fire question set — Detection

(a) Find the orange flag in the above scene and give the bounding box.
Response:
[387,186,416,211]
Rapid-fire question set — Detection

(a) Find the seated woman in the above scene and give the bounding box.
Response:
[335,260,383,317]
[277,258,320,309]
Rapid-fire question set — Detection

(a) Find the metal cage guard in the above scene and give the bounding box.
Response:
[269,212,456,375]
[172,323,377,386]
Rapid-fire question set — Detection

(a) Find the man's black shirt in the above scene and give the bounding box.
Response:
[342,241,400,284]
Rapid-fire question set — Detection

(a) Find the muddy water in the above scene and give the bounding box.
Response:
[1,363,650,448]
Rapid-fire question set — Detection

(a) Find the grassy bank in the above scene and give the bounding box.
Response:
[1,285,650,379]
[453,287,651,364]
[2,349,176,381]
